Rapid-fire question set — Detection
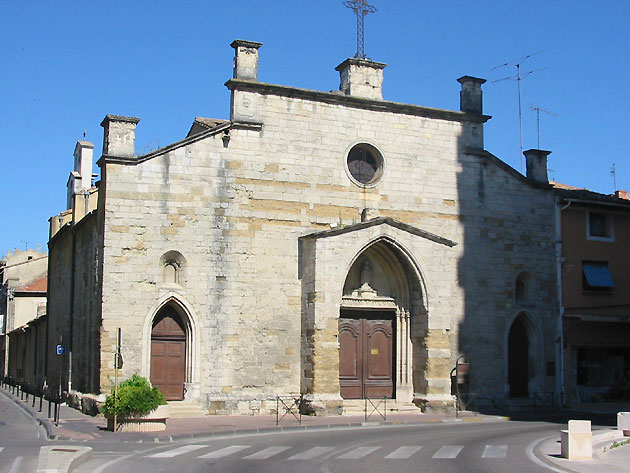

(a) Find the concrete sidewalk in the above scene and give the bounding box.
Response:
[1,387,502,443]
[534,428,630,473]
[3,385,630,473]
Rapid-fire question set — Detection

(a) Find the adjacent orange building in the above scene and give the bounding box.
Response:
[555,185,630,406]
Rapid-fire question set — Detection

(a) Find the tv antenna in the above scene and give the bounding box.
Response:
[343,0,377,59]
[530,105,557,149]
[492,52,547,172]
[611,163,617,191]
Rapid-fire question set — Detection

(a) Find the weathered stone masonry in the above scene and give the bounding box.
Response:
[46,40,558,414]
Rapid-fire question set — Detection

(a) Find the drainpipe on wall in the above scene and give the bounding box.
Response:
[555,198,571,406]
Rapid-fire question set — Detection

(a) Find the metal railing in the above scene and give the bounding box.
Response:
[456,391,479,417]
[364,396,386,422]
[533,391,555,412]
[276,394,303,425]
[1,377,63,426]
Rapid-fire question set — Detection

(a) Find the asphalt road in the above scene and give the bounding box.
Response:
[0,392,47,473]
[74,420,563,473]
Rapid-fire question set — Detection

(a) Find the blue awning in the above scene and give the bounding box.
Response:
[583,263,615,288]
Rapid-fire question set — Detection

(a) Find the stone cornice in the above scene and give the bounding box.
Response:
[341,296,397,310]
[100,114,140,127]
[335,57,387,71]
[300,216,457,248]
[230,39,263,50]
[225,79,491,124]
[97,120,238,167]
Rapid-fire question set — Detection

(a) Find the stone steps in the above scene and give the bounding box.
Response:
[342,399,420,416]
[167,401,206,418]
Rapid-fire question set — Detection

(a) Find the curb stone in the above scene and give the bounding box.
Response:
[36,445,92,473]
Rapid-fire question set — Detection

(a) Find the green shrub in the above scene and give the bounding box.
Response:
[102,374,166,419]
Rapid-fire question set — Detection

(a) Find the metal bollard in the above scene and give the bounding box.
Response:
[55,401,60,426]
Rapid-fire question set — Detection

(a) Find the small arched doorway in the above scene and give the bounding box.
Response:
[150,306,187,400]
[508,314,530,398]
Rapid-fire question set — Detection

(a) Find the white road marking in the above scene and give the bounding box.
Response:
[526,435,567,473]
[147,444,207,458]
[384,446,422,459]
[243,446,291,459]
[8,456,23,473]
[482,445,508,458]
[198,445,249,459]
[288,446,336,460]
[432,445,464,458]
[0,447,4,454]
[337,446,380,459]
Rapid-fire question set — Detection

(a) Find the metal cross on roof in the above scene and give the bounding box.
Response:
[343,0,377,59]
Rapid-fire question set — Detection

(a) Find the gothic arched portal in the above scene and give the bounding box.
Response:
[339,238,427,402]
[150,305,187,400]
[508,314,530,398]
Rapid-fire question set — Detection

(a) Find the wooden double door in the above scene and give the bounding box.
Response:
[339,311,395,399]
[150,310,186,401]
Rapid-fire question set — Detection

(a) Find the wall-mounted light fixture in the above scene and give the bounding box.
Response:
[222,130,230,148]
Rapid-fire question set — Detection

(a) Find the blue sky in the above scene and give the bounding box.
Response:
[1,0,628,257]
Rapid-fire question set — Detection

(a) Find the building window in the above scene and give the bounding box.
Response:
[515,272,532,305]
[582,261,614,292]
[346,143,384,187]
[163,262,178,284]
[160,251,186,286]
[587,211,614,241]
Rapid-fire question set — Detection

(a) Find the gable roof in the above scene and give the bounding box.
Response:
[300,216,457,247]
[187,117,230,137]
[554,185,630,208]
[15,274,47,293]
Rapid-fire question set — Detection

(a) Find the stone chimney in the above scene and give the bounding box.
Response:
[457,76,487,149]
[615,190,629,200]
[336,58,386,100]
[524,149,551,184]
[231,40,262,81]
[66,141,94,210]
[101,115,140,157]
[457,76,486,114]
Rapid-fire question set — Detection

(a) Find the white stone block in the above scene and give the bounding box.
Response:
[618,412,630,436]
[561,420,592,460]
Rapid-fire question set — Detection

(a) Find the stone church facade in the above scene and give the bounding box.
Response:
[46,40,558,414]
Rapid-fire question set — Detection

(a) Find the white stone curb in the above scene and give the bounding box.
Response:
[36,445,92,473]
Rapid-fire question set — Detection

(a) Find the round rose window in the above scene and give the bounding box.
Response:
[346,143,384,187]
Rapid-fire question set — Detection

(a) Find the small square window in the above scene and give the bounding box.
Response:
[587,212,614,241]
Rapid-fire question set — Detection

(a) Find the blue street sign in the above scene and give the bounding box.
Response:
[56,345,66,355]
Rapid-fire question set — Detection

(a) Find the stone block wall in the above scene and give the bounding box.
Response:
[92,56,557,413]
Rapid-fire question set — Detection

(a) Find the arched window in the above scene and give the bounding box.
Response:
[163,262,178,284]
[515,272,532,305]
[159,251,186,286]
